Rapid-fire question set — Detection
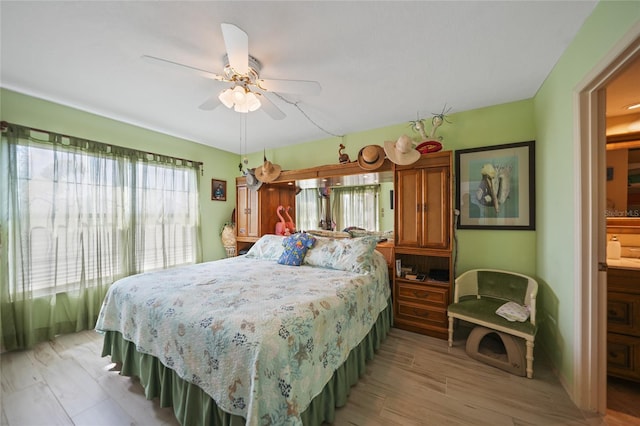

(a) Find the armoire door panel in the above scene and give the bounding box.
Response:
[396,169,421,247]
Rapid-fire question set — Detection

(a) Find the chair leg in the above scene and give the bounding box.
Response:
[525,339,534,379]
[448,316,454,347]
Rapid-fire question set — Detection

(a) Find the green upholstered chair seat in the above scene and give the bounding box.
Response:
[447,269,539,378]
[447,298,537,336]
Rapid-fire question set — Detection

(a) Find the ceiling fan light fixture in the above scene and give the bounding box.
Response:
[246,91,261,112]
[218,88,235,108]
[234,102,249,113]
[232,85,247,103]
[219,84,262,113]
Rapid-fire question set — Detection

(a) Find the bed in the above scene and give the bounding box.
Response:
[95,234,392,425]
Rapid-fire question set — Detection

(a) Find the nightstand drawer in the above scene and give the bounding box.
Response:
[396,302,447,327]
[396,282,448,307]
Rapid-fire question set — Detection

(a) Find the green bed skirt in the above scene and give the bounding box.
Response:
[100,300,392,426]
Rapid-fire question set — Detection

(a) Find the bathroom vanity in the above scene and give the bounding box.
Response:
[607,262,640,383]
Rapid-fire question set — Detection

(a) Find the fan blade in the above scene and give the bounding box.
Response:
[221,23,248,75]
[141,55,224,81]
[259,78,321,96]
[259,93,286,120]
[198,94,221,111]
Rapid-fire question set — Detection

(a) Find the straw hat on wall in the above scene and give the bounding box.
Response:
[255,159,282,183]
[383,134,420,165]
[244,168,263,190]
[357,145,386,170]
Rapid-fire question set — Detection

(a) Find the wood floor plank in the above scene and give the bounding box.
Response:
[0,348,44,394]
[38,357,110,418]
[379,390,515,426]
[71,397,135,426]
[3,382,72,426]
[96,371,180,426]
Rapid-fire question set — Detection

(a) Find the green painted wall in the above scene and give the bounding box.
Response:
[1,88,237,261]
[534,1,640,392]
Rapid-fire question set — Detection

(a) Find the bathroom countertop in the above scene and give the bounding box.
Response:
[607,257,640,270]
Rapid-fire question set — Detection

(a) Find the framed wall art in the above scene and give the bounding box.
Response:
[455,141,535,230]
[211,179,227,201]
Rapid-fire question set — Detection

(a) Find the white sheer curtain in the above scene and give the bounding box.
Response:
[0,124,201,350]
[134,158,200,272]
[295,188,322,231]
[332,185,380,231]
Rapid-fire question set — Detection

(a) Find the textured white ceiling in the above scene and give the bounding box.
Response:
[1,1,600,154]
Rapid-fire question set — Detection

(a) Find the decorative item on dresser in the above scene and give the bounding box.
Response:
[392,150,453,339]
[220,220,236,257]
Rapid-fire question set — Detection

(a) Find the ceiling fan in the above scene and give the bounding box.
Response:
[142,23,321,120]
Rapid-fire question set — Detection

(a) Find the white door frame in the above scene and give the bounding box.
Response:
[575,22,640,413]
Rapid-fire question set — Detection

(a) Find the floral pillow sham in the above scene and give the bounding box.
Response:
[303,236,378,274]
[244,234,285,260]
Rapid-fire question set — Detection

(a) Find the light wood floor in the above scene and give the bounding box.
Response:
[1,326,638,426]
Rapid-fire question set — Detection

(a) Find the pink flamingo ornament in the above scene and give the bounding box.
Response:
[275,205,287,235]
[284,206,295,233]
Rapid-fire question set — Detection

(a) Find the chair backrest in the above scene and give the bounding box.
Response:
[455,269,538,325]
[477,270,529,305]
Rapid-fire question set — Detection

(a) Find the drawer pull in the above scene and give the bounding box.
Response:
[412,308,428,318]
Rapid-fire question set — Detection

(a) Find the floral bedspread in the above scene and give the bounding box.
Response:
[95,252,390,425]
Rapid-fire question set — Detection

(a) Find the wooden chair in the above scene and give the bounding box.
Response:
[447,269,538,378]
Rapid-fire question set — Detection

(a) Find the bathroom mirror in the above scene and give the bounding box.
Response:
[606,131,640,220]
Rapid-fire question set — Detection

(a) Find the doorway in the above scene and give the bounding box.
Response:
[603,56,640,420]
[577,23,640,415]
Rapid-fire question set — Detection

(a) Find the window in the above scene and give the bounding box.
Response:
[7,131,200,296]
[1,123,202,350]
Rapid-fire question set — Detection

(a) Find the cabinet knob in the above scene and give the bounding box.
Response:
[412,309,428,318]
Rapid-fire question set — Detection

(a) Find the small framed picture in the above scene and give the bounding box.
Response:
[211,179,227,201]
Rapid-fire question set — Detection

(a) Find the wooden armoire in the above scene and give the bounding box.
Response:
[392,151,454,339]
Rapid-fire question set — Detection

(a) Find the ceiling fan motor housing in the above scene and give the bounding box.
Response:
[223,53,262,84]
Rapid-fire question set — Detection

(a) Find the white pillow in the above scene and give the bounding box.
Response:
[496,301,530,322]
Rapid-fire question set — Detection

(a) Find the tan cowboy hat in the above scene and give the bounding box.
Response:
[357,145,386,170]
[254,159,282,183]
[383,134,420,165]
[244,168,263,191]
